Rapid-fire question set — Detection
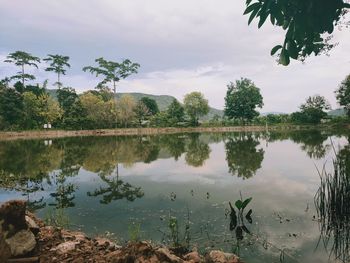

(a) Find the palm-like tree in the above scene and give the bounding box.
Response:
[44,54,70,88]
[4,51,41,86]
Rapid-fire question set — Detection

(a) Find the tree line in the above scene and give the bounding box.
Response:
[222,75,350,126]
[0,51,212,130]
[1,50,350,130]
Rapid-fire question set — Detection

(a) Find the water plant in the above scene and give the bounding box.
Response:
[314,143,350,262]
[128,222,141,242]
[159,209,191,253]
[44,208,70,228]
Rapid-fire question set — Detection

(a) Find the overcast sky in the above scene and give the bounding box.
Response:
[0,0,349,113]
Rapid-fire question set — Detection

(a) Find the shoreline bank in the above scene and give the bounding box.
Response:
[0,125,329,141]
[0,200,241,263]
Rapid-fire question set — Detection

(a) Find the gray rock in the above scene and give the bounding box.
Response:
[5,229,36,257]
[25,215,40,235]
[156,247,183,263]
[0,231,11,262]
[52,241,79,254]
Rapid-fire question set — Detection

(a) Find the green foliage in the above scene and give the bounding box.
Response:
[4,51,40,85]
[292,95,331,124]
[128,222,141,242]
[244,0,350,65]
[80,92,117,128]
[167,99,185,125]
[57,87,87,129]
[117,95,137,127]
[224,78,263,123]
[228,195,253,244]
[134,101,150,126]
[83,57,140,91]
[140,97,159,115]
[43,54,70,88]
[0,88,24,129]
[150,111,171,127]
[335,74,350,117]
[183,92,209,126]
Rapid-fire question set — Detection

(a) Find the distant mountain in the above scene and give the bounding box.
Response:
[46,89,223,121]
[328,108,346,117]
[116,93,174,111]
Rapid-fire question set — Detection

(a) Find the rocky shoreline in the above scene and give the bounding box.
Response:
[0,200,241,263]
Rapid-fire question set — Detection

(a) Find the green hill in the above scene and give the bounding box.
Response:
[116,93,174,111]
[46,89,223,121]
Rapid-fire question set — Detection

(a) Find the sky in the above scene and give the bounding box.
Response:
[0,0,349,113]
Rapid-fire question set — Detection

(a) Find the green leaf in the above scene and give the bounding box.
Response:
[248,8,260,25]
[235,200,243,210]
[241,197,252,210]
[279,49,290,66]
[229,201,237,231]
[244,2,260,15]
[271,45,282,56]
[287,40,298,59]
[258,13,269,28]
[246,209,253,224]
[270,14,276,25]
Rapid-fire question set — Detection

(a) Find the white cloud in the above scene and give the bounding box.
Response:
[0,0,349,112]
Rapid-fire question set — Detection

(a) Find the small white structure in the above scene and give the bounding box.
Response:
[43,123,52,129]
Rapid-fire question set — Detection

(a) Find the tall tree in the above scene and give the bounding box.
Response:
[140,97,159,115]
[183,92,209,126]
[243,0,350,65]
[82,58,140,96]
[0,88,24,128]
[293,95,331,124]
[57,87,87,129]
[167,99,185,124]
[4,51,40,86]
[43,54,70,88]
[224,78,263,123]
[335,74,350,117]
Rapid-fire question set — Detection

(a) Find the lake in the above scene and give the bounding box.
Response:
[0,130,349,263]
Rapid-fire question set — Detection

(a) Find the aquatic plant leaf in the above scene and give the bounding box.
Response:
[229,202,237,230]
[242,225,250,234]
[242,197,252,210]
[236,226,243,240]
[235,200,243,210]
[246,209,253,224]
[230,213,237,231]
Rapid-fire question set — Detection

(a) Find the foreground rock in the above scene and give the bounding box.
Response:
[0,200,242,263]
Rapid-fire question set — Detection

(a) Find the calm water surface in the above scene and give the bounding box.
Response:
[0,130,349,263]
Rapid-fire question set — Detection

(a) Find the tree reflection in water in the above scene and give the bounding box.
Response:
[87,164,144,204]
[315,143,350,262]
[185,133,211,167]
[49,172,76,209]
[225,133,264,179]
